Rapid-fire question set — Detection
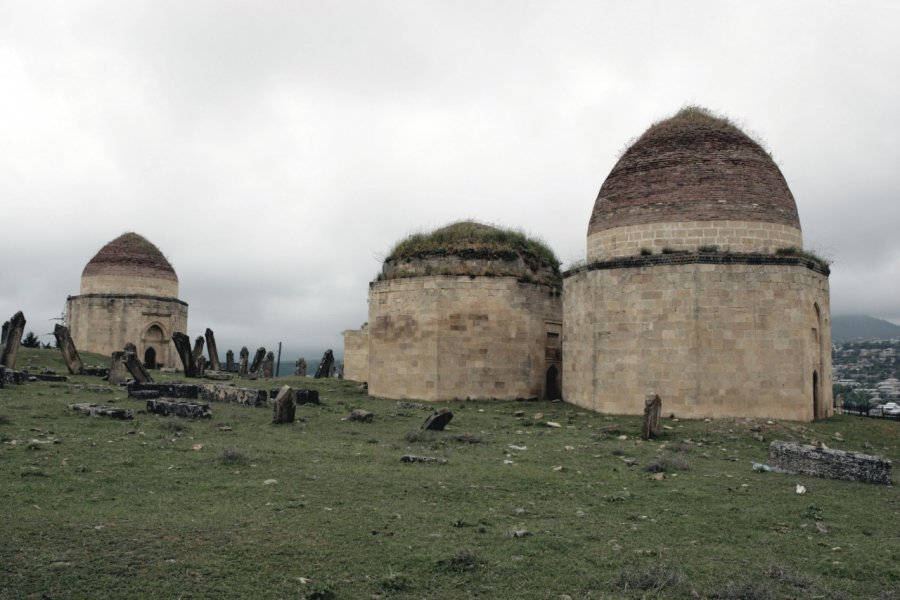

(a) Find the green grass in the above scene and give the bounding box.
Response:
[2,348,899,599]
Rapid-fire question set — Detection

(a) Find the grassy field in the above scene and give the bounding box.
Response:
[1,348,898,599]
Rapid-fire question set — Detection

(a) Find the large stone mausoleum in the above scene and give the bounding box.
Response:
[343,107,832,421]
[66,232,188,368]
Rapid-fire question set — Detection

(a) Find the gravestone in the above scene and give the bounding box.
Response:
[296,389,320,405]
[349,409,374,423]
[1,311,26,369]
[124,351,153,383]
[249,347,266,375]
[769,441,892,485]
[272,385,296,424]
[422,408,454,431]
[239,347,249,376]
[1,320,8,346]
[226,350,235,371]
[294,358,307,376]
[337,362,344,379]
[70,403,133,420]
[195,354,206,377]
[146,399,212,419]
[261,351,275,378]
[172,332,198,377]
[128,382,200,399]
[192,336,205,361]
[205,328,221,371]
[641,394,662,440]
[108,352,130,385]
[199,384,268,407]
[314,349,334,379]
[124,342,136,354]
[53,324,84,375]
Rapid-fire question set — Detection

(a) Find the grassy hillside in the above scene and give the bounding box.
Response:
[1,348,898,599]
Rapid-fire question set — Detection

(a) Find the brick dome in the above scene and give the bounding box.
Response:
[80,232,179,297]
[587,107,803,260]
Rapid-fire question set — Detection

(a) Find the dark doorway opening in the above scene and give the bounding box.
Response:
[813,370,820,419]
[144,347,157,370]
[545,365,560,400]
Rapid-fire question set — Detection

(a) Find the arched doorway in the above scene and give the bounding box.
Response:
[144,346,157,369]
[545,365,560,400]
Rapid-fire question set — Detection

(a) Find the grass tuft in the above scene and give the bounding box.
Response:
[218,448,247,464]
[615,563,685,594]
[452,433,486,444]
[0,414,10,425]
[709,579,774,599]
[440,549,482,572]
[160,420,189,432]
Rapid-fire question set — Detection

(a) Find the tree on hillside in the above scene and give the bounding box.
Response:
[21,332,41,348]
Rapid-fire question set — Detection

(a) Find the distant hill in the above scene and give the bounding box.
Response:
[832,315,900,342]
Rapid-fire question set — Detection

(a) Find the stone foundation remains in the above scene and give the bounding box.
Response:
[768,440,892,485]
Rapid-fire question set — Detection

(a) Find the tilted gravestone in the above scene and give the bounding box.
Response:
[422,408,454,431]
[261,351,275,378]
[124,342,136,354]
[294,357,307,376]
[124,351,153,383]
[172,332,198,377]
[314,349,334,379]
[249,347,266,376]
[205,328,221,371]
[1,320,9,346]
[226,349,235,372]
[1,311,26,370]
[192,336,205,361]
[108,352,130,385]
[272,385,296,424]
[641,394,662,440]
[53,324,84,375]
[238,347,249,376]
[195,354,206,377]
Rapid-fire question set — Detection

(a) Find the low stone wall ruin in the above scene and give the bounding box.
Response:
[769,440,892,485]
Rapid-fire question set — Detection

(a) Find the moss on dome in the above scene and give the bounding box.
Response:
[384,221,561,285]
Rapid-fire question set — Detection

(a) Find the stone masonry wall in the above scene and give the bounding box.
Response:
[367,276,562,401]
[342,326,369,382]
[66,294,188,368]
[81,273,179,298]
[562,259,831,421]
[587,220,803,261]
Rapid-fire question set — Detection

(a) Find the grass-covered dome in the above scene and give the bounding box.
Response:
[382,220,561,286]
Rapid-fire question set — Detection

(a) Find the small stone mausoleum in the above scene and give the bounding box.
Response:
[344,107,832,421]
[66,232,188,368]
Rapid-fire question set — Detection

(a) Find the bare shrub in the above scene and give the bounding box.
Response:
[161,420,189,432]
[219,448,247,464]
[616,563,684,594]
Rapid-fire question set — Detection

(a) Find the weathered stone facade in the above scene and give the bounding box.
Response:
[563,255,831,421]
[66,233,188,369]
[359,275,562,401]
[342,325,369,382]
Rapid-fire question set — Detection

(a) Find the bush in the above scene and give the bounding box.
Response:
[645,453,690,472]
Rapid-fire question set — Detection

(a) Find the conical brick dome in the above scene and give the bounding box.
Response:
[80,232,179,297]
[587,107,803,260]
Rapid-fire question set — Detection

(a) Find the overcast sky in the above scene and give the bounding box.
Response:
[2,1,899,359]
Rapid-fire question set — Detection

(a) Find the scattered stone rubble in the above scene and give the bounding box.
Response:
[70,403,133,419]
[146,398,212,419]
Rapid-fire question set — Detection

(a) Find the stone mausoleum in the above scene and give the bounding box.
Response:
[66,232,188,368]
[344,107,832,421]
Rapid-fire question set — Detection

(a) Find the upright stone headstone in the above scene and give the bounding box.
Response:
[239,347,249,376]
[249,347,266,375]
[226,350,235,372]
[53,324,84,375]
[314,349,334,379]
[124,351,153,383]
[0,311,26,370]
[109,351,129,385]
[192,336,205,361]
[205,328,221,371]
[172,332,198,378]
[272,385,296,424]
[195,354,207,377]
[261,351,275,378]
[1,320,9,346]
[294,357,307,376]
[641,394,662,440]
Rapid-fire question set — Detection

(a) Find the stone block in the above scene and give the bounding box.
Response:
[146,399,212,419]
[128,382,200,399]
[296,389,320,405]
[70,403,133,420]
[199,384,268,407]
[769,440,892,485]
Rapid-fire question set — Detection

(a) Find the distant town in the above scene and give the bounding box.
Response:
[833,337,900,416]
